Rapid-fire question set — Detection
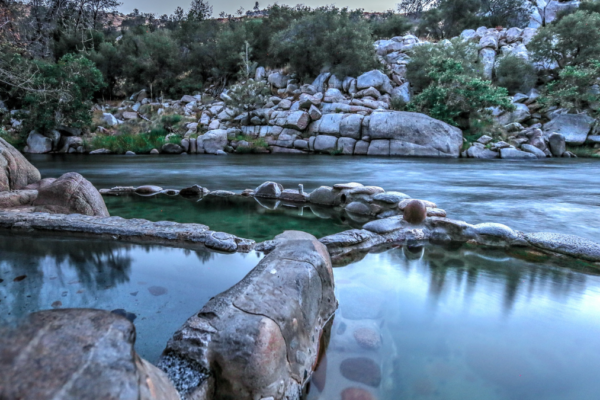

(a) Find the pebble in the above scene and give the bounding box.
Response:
[339,357,382,387]
[353,327,381,350]
[148,286,167,296]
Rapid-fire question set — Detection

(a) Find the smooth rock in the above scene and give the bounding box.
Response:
[0,138,41,191]
[255,181,284,199]
[543,114,595,145]
[345,202,371,215]
[500,148,537,159]
[339,357,381,388]
[525,233,600,262]
[402,200,427,224]
[521,144,546,158]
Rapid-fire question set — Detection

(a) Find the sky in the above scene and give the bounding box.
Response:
[118,0,397,17]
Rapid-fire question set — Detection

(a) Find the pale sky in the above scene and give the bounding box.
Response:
[118,0,398,17]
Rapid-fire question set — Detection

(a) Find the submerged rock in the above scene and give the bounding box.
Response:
[0,309,180,400]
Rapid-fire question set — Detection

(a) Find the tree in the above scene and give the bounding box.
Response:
[494,54,537,94]
[528,10,600,69]
[397,0,439,15]
[539,60,600,114]
[188,0,212,21]
[369,12,413,40]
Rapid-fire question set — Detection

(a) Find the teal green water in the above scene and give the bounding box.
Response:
[103,194,358,242]
[306,245,600,400]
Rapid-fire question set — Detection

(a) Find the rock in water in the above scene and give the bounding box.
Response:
[403,199,427,224]
[0,309,179,400]
[0,138,41,191]
[159,231,337,400]
[33,172,109,217]
[339,357,382,387]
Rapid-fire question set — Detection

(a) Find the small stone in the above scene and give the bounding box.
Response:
[51,300,62,308]
[13,275,27,282]
[340,357,382,387]
[148,286,168,296]
[135,185,163,195]
[353,327,381,350]
[125,151,136,155]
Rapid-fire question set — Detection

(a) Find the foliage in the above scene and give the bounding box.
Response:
[369,12,413,40]
[406,39,479,92]
[494,54,538,94]
[538,61,600,114]
[417,0,531,39]
[269,7,379,79]
[90,127,167,154]
[528,10,600,69]
[407,56,514,126]
[224,79,270,114]
[1,53,104,133]
[566,144,600,158]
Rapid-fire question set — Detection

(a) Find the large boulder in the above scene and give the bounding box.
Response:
[198,129,228,154]
[543,114,595,145]
[26,131,53,153]
[0,138,41,191]
[159,231,336,400]
[366,111,463,157]
[0,190,38,208]
[33,172,109,217]
[0,309,180,400]
[254,181,284,199]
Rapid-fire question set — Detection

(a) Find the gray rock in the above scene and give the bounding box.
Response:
[477,135,494,144]
[181,95,196,103]
[314,135,338,152]
[543,114,595,145]
[0,190,38,209]
[356,70,393,94]
[33,172,109,217]
[268,72,290,88]
[125,150,136,155]
[473,222,520,245]
[345,201,371,215]
[479,33,498,49]
[363,216,404,234]
[89,148,112,154]
[505,27,523,43]
[254,181,284,199]
[159,233,336,400]
[308,105,322,121]
[161,143,184,154]
[206,190,236,197]
[308,186,340,206]
[497,103,530,125]
[500,147,537,159]
[0,309,179,400]
[312,72,331,92]
[390,82,410,104]
[373,191,410,204]
[324,88,345,102]
[337,137,357,155]
[26,131,53,154]
[135,185,163,195]
[339,114,363,139]
[317,113,344,135]
[367,140,390,156]
[103,113,118,126]
[548,133,566,157]
[354,140,370,155]
[367,111,463,157]
[479,48,496,80]
[284,111,310,131]
[466,143,499,159]
[198,129,228,154]
[0,138,42,191]
[525,232,600,262]
[521,144,546,158]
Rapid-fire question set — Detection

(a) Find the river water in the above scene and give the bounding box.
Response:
[28,154,600,241]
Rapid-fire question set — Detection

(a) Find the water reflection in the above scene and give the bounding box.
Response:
[103,194,362,242]
[308,245,600,400]
[0,232,262,362]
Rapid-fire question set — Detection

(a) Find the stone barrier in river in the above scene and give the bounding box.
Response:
[158,231,337,400]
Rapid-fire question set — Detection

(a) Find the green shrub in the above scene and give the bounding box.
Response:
[494,54,538,94]
[406,39,479,93]
[370,13,413,40]
[270,7,379,79]
[407,56,514,126]
[91,128,167,154]
[161,114,183,127]
[529,10,600,69]
[539,60,600,114]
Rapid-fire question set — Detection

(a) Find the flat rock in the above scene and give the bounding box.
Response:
[500,148,537,159]
[349,186,384,195]
[353,327,381,350]
[333,182,363,190]
[363,216,404,234]
[345,201,371,215]
[373,191,410,204]
[135,185,163,195]
[543,114,595,145]
[339,357,381,387]
[525,233,600,262]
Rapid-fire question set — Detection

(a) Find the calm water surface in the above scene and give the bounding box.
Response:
[309,245,600,400]
[0,232,262,363]
[28,154,600,241]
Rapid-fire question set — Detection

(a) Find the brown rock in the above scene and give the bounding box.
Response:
[135,185,163,195]
[33,172,109,217]
[22,178,57,191]
[0,138,41,191]
[353,327,381,350]
[0,190,38,208]
[402,200,427,224]
[341,387,377,400]
[0,309,180,400]
[339,357,382,387]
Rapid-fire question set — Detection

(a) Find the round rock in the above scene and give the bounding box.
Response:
[339,357,382,387]
[345,202,371,215]
[353,327,381,350]
[403,200,427,224]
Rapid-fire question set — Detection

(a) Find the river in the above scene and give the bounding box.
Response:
[28,154,600,241]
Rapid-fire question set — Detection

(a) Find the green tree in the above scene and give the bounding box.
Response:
[369,12,413,40]
[408,56,514,126]
[539,60,600,114]
[494,54,538,94]
[528,10,600,69]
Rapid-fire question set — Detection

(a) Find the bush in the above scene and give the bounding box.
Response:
[529,10,600,69]
[407,56,514,126]
[539,60,600,114]
[4,53,105,134]
[370,13,413,40]
[494,54,537,94]
[224,79,270,115]
[270,7,379,79]
[406,39,480,92]
[91,128,167,154]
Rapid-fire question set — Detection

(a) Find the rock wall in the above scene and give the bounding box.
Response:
[0,309,180,400]
[158,231,337,400]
